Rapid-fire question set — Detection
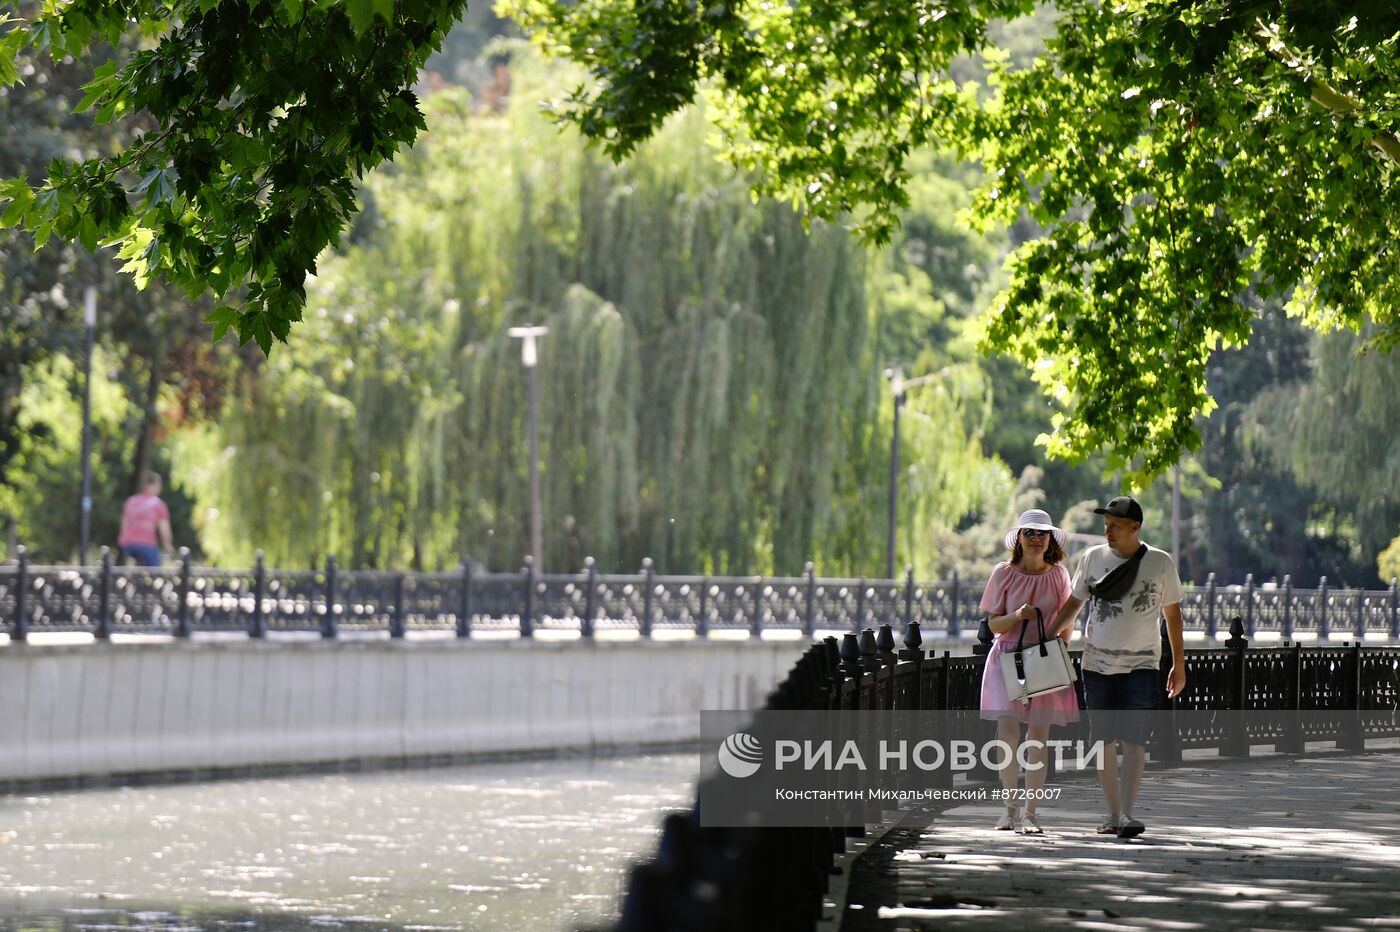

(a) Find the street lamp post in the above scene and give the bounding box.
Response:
[508,325,548,571]
[1171,462,1182,563]
[885,366,904,581]
[79,286,97,565]
[882,365,951,580]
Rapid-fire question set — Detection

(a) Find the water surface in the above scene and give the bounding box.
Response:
[0,753,697,931]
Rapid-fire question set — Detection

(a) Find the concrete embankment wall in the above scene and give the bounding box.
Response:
[0,638,809,783]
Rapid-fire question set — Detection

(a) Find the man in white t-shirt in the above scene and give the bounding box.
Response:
[1048,496,1186,839]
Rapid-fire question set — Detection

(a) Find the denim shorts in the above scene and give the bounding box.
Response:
[120,543,162,567]
[1081,669,1159,746]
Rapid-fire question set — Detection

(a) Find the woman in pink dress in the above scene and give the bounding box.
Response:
[979,508,1079,834]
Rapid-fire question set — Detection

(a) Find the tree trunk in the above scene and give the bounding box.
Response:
[129,352,164,495]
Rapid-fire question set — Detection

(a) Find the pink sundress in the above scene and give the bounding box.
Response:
[978,561,1080,725]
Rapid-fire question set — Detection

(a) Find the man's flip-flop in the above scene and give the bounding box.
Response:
[1117,817,1145,839]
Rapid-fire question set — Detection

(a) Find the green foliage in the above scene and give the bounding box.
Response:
[1244,327,1400,585]
[0,0,468,352]
[976,2,1399,486]
[1380,536,1400,587]
[0,347,142,560]
[1,35,231,558]
[504,0,1400,482]
[173,53,1011,573]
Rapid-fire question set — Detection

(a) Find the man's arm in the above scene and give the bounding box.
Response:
[158,517,174,554]
[1163,602,1187,697]
[1046,595,1084,639]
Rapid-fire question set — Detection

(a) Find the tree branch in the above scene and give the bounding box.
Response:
[1250,19,1400,167]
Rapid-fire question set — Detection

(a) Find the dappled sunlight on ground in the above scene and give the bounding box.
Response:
[841,751,1400,931]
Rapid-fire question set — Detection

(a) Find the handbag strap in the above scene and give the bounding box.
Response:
[1011,607,1051,686]
[1014,607,1051,655]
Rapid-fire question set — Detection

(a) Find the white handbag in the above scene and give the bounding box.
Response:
[999,608,1077,705]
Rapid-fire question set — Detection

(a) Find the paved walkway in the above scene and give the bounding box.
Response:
[838,750,1400,931]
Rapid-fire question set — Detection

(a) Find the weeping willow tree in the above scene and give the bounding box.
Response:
[174,47,1011,575]
[1243,330,1400,585]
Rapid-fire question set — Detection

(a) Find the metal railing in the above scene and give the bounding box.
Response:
[2,546,1398,641]
[597,623,1400,931]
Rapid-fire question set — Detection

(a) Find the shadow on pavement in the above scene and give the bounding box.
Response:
[841,750,1400,931]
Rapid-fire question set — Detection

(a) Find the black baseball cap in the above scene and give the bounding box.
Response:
[1094,496,1144,523]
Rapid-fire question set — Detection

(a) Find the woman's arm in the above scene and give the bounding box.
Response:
[987,602,1035,635]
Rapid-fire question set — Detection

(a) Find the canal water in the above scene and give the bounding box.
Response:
[0,753,697,931]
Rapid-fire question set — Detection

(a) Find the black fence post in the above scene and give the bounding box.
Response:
[249,550,267,639]
[899,621,924,662]
[1318,576,1329,639]
[322,555,339,639]
[521,556,535,638]
[1155,628,1182,765]
[640,558,654,638]
[903,565,914,635]
[582,557,597,639]
[948,568,961,637]
[973,613,993,656]
[391,572,406,639]
[932,651,953,788]
[1281,575,1292,641]
[1244,573,1255,638]
[1205,572,1217,639]
[854,579,865,632]
[1277,641,1304,755]
[1341,641,1364,750]
[95,547,112,640]
[1391,578,1399,640]
[751,576,764,638]
[803,562,816,638]
[13,546,28,641]
[175,547,192,638]
[838,633,861,690]
[697,575,710,638]
[457,558,473,638]
[1222,616,1248,757]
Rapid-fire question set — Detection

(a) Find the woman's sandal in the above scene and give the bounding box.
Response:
[1096,813,1122,835]
[994,806,1021,831]
[1020,811,1043,834]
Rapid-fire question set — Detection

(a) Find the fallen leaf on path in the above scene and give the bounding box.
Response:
[1104,909,1123,918]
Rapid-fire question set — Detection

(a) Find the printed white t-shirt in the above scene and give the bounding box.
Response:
[1070,543,1184,675]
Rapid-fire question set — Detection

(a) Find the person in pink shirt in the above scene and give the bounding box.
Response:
[978,508,1079,834]
[118,471,173,566]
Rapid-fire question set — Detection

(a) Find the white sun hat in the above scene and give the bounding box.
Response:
[1003,508,1067,551]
